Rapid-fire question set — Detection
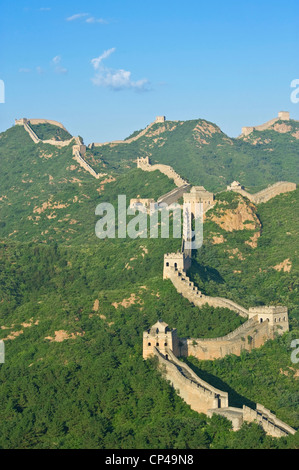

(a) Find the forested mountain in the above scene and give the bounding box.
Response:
[0,120,298,449]
[85,117,299,192]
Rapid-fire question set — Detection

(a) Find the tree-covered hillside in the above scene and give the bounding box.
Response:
[85,118,299,192]
[30,123,73,141]
[0,120,298,449]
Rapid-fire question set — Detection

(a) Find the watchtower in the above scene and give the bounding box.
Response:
[248,306,289,335]
[137,156,150,168]
[155,116,166,123]
[15,118,28,126]
[143,320,180,359]
[183,186,214,216]
[278,111,290,121]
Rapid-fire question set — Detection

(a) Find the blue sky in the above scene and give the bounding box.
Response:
[0,0,298,144]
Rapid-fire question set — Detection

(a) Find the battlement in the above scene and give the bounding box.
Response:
[137,156,150,168]
[144,324,295,436]
[15,118,68,131]
[226,180,297,204]
[248,306,289,333]
[143,321,180,359]
[163,252,191,278]
[278,111,290,121]
[227,181,244,191]
[153,347,229,413]
[243,404,296,437]
[241,111,291,136]
[155,116,166,123]
[183,186,215,216]
[15,118,28,126]
[129,198,157,213]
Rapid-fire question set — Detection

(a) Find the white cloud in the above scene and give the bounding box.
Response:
[19,68,31,73]
[91,48,150,92]
[86,17,107,24]
[66,13,89,22]
[92,69,149,91]
[52,55,61,65]
[51,56,68,75]
[91,48,116,70]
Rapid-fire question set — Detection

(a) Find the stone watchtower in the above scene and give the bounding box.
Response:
[137,156,150,168]
[248,306,289,335]
[183,186,215,216]
[163,252,191,279]
[143,320,180,359]
[155,116,166,123]
[278,111,290,121]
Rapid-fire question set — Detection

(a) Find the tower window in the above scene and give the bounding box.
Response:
[148,342,151,346]
[156,342,159,346]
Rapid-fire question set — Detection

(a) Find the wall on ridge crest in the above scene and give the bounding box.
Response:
[15,118,100,179]
[227,181,297,204]
[241,111,292,136]
[137,157,188,187]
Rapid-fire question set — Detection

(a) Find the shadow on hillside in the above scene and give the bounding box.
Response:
[188,258,225,286]
[182,358,256,410]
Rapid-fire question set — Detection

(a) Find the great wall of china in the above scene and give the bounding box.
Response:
[136,144,297,438]
[15,118,101,179]
[227,180,297,204]
[241,111,299,137]
[14,114,298,437]
[143,323,296,437]
[88,115,166,148]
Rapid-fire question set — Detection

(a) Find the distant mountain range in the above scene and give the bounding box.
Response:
[83,114,299,192]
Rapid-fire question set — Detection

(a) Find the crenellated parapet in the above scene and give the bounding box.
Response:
[241,111,291,137]
[137,156,189,188]
[144,321,296,436]
[227,180,297,204]
[15,118,100,179]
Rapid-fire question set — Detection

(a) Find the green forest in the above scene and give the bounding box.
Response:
[85,118,299,192]
[0,122,298,449]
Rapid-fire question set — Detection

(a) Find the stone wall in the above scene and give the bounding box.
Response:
[164,265,249,317]
[248,306,289,333]
[154,348,229,413]
[141,140,296,438]
[157,184,191,205]
[155,116,166,123]
[186,315,272,360]
[72,147,100,179]
[241,111,291,136]
[90,120,157,148]
[144,325,296,436]
[242,404,296,438]
[23,121,40,144]
[137,157,188,187]
[183,186,215,215]
[28,118,68,131]
[164,265,290,360]
[227,181,297,204]
[18,119,76,147]
[16,119,99,179]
